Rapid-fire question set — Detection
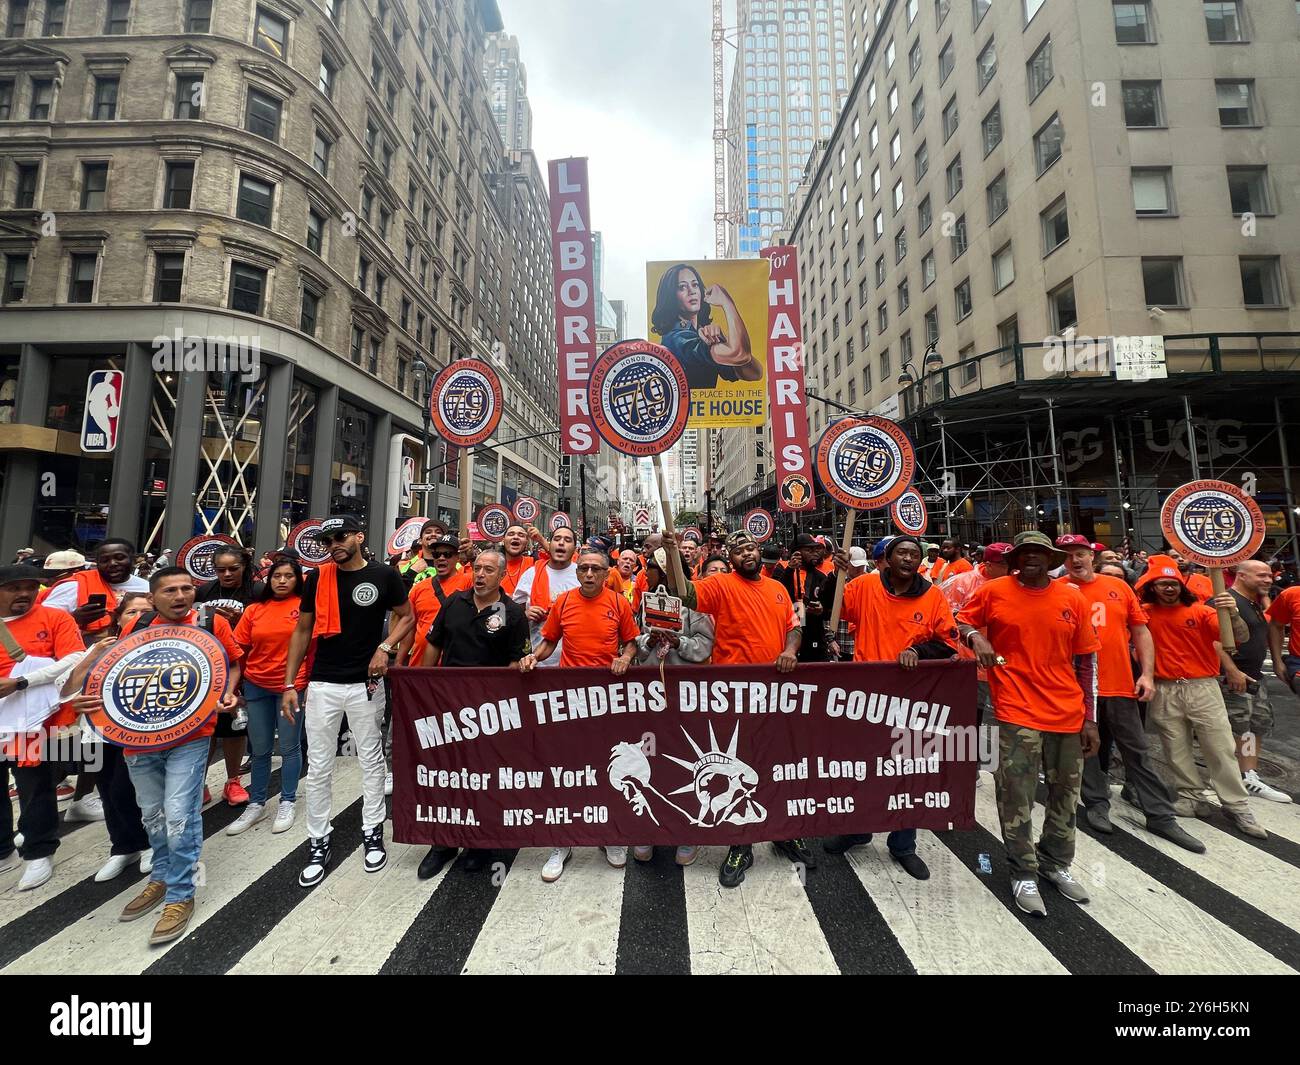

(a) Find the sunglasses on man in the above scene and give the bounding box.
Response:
[315,532,355,546]
[431,550,458,560]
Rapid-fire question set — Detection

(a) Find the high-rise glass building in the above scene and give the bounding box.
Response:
[726,0,850,257]
[483,32,533,151]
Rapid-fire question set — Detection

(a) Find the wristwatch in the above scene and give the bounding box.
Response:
[14,677,28,691]
[379,642,397,656]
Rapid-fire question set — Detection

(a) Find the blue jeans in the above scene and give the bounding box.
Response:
[887,829,916,857]
[125,736,208,903]
[244,681,305,805]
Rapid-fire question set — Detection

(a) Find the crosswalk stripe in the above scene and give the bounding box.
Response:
[0,761,358,975]
[1017,789,1295,975]
[615,848,691,975]
[798,847,916,975]
[1189,805,1300,871]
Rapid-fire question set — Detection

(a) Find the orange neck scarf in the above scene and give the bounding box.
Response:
[313,563,343,638]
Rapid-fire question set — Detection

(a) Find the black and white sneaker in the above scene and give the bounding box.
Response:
[363,826,387,873]
[299,835,332,888]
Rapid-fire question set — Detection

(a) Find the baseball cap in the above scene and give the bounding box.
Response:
[0,565,42,587]
[872,536,896,561]
[431,534,460,552]
[1008,530,1065,566]
[982,542,1013,564]
[1055,534,1093,550]
[682,530,703,544]
[319,514,364,537]
[43,549,87,573]
[923,542,940,554]
[724,530,757,553]
[1091,542,1106,553]
[792,532,818,549]
[848,546,869,567]
[761,543,783,562]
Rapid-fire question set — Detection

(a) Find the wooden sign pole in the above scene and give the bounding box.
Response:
[460,446,474,541]
[651,452,690,594]
[828,508,857,631]
[1209,568,1235,653]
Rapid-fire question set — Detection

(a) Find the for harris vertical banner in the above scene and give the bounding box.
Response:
[761,245,816,513]
[548,158,599,456]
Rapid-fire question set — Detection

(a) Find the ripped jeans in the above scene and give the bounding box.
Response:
[125,736,209,903]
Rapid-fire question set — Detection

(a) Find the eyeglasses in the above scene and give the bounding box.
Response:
[576,564,608,573]
[432,551,457,560]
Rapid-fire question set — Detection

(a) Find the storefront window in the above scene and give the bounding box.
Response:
[194,370,265,541]
[332,399,372,520]
[282,378,318,531]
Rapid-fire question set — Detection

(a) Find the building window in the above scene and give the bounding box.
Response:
[245,87,282,140]
[992,243,1015,291]
[918,195,932,235]
[1142,257,1185,308]
[236,174,274,227]
[921,250,936,288]
[954,278,972,320]
[6,0,28,36]
[1132,168,1174,215]
[3,254,28,303]
[878,302,888,333]
[886,38,896,70]
[312,130,331,175]
[43,0,65,35]
[1113,1,1153,42]
[1049,279,1078,332]
[368,336,380,374]
[876,255,887,286]
[914,141,929,181]
[871,165,881,195]
[986,172,1008,223]
[29,78,52,120]
[186,0,212,33]
[0,81,12,119]
[1216,80,1256,126]
[1204,1,1245,42]
[319,56,336,99]
[892,179,904,214]
[951,213,968,259]
[1041,196,1069,254]
[909,40,922,78]
[946,154,963,200]
[175,74,203,118]
[1034,113,1063,174]
[306,209,324,254]
[154,252,184,302]
[1122,81,1164,127]
[976,39,997,91]
[1026,37,1053,101]
[1240,257,1285,307]
[911,89,925,129]
[981,103,1002,155]
[973,0,991,27]
[14,161,38,208]
[897,279,910,313]
[164,161,193,209]
[873,209,884,239]
[67,253,96,303]
[998,316,1020,362]
[92,76,119,120]
[895,227,908,263]
[229,262,267,314]
[887,84,899,118]
[1227,166,1271,215]
[942,96,959,141]
[300,287,321,335]
[350,325,363,365]
[80,162,108,209]
[890,131,901,163]
[869,122,879,150]
[104,0,129,35]
[939,37,955,83]
[255,7,289,58]
[1024,0,1046,24]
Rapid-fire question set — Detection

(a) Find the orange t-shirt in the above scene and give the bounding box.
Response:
[632,569,649,614]
[1144,602,1222,680]
[0,605,86,733]
[1185,572,1214,603]
[957,576,1100,733]
[234,596,310,690]
[840,572,959,662]
[692,571,798,665]
[929,557,974,585]
[1064,574,1148,698]
[500,554,532,597]
[407,570,472,665]
[1265,586,1300,657]
[540,587,639,668]
[817,557,835,575]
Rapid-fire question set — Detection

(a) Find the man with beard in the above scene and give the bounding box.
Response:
[400,535,472,668]
[42,537,148,638]
[778,533,832,663]
[526,548,639,882]
[663,530,808,888]
[399,520,450,586]
[1167,548,1214,602]
[821,534,961,879]
[1058,538,1205,851]
[283,516,414,888]
[943,543,1011,735]
[918,543,941,578]
[512,526,579,666]
[416,548,532,879]
[957,531,1101,917]
[928,538,973,586]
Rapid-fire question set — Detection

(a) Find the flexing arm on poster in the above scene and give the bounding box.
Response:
[701,283,760,381]
[651,265,761,388]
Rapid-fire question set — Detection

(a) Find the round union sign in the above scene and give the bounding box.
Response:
[815,416,916,511]
[175,535,239,583]
[588,340,691,457]
[1160,480,1265,569]
[430,359,503,448]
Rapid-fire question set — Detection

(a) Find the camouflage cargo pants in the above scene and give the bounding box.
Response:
[994,721,1082,881]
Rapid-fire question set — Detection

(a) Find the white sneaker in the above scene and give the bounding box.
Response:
[0,850,20,874]
[1042,866,1090,903]
[384,771,394,797]
[225,802,267,836]
[604,846,628,868]
[94,852,142,883]
[65,794,106,822]
[18,856,53,891]
[139,851,153,875]
[1243,770,1293,804]
[541,847,572,883]
[272,801,297,833]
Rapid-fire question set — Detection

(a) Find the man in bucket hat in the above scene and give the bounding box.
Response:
[956,531,1101,917]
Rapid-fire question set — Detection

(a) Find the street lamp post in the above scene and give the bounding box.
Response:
[412,359,441,523]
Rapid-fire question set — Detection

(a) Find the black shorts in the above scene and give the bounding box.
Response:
[212,713,243,739]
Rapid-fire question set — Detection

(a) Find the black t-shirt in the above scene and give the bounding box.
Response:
[301,562,408,683]
[195,578,264,607]
[428,590,531,667]
[778,564,832,662]
[1228,588,1270,677]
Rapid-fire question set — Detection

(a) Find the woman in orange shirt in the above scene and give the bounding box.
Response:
[231,558,311,836]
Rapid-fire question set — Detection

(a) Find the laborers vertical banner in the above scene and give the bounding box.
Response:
[645,259,769,429]
[548,158,598,455]
[761,245,816,512]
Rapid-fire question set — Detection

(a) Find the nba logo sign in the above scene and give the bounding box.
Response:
[81,370,124,454]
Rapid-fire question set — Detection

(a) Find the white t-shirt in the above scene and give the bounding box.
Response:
[512,561,579,667]
[43,574,150,613]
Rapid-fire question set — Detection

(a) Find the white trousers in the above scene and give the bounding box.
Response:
[304,681,387,838]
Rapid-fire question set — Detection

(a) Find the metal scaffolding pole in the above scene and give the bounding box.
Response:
[1126,418,1145,549]
[1109,416,1128,542]
[1024,419,1036,524]
[1046,398,1065,533]
[938,417,952,534]
[1183,394,1201,478]
[1276,396,1299,564]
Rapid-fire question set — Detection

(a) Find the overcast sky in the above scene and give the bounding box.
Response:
[496,0,730,336]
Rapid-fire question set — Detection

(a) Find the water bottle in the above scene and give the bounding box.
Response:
[977,853,992,875]
[232,707,248,731]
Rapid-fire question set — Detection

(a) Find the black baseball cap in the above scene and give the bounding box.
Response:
[431,535,460,552]
[792,533,818,549]
[760,544,782,562]
[319,514,364,537]
[0,565,42,587]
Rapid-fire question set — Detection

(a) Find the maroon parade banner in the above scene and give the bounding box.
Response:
[548,158,598,456]
[389,660,977,850]
[761,245,816,513]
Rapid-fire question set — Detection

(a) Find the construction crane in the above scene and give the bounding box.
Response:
[711,0,728,259]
